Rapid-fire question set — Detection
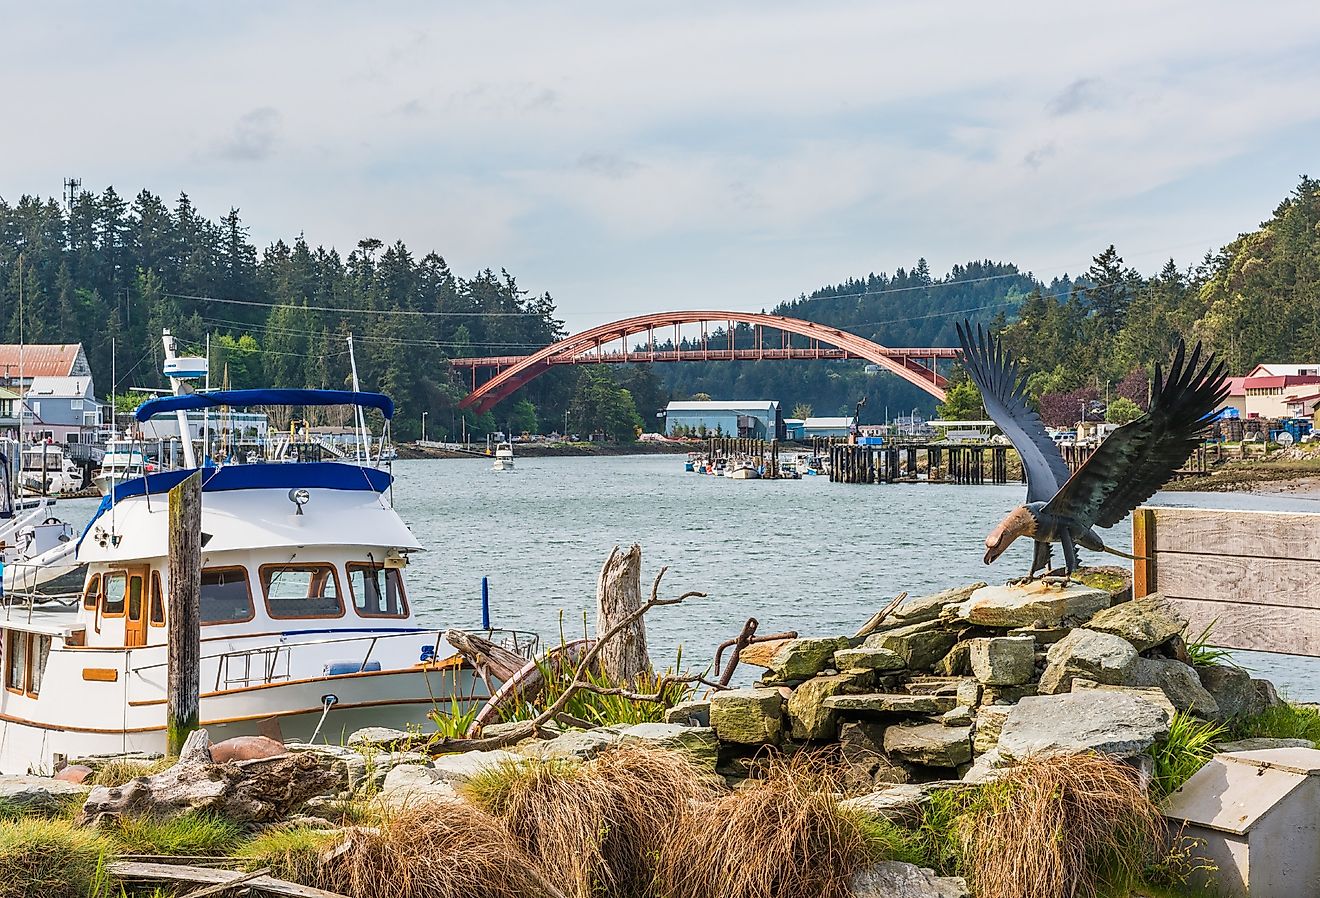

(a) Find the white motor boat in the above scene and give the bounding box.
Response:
[0,388,490,775]
[93,438,152,496]
[727,462,761,479]
[18,444,84,495]
[492,440,515,472]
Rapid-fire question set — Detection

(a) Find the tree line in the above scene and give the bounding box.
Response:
[0,189,651,441]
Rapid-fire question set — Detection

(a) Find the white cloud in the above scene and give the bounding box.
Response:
[1,1,1319,326]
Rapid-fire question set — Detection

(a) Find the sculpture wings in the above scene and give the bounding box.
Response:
[955,321,1071,503]
[1043,340,1227,528]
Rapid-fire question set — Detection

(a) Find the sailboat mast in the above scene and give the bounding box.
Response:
[346,334,368,463]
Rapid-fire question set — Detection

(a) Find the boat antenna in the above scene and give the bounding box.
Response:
[346,334,369,465]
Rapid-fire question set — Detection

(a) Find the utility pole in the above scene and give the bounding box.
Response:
[63,177,81,211]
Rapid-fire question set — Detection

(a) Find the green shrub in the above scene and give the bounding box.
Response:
[0,817,109,898]
[1153,713,1227,798]
[1233,702,1320,748]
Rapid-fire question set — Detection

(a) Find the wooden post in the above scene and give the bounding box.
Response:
[1132,507,1156,599]
[596,544,649,686]
[167,471,203,757]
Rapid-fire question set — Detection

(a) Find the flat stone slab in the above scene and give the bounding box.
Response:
[617,723,718,767]
[663,699,711,727]
[851,860,970,898]
[431,749,524,783]
[968,635,1036,686]
[709,687,784,745]
[884,723,972,767]
[839,781,967,824]
[378,764,460,809]
[1085,593,1187,652]
[824,693,956,715]
[0,775,90,810]
[995,690,1170,761]
[348,726,412,747]
[834,646,907,672]
[1215,737,1316,753]
[518,730,621,761]
[766,637,848,682]
[952,581,1110,628]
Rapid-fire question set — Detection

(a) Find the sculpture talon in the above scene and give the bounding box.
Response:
[957,320,1227,577]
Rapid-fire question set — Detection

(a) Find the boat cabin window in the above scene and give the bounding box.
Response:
[83,574,101,610]
[5,630,26,694]
[150,572,165,627]
[102,573,127,617]
[347,563,409,619]
[4,631,49,696]
[260,564,344,620]
[200,567,255,625]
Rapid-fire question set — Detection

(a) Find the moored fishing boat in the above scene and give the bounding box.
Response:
[0,388,489,775]
[492,440,515,471]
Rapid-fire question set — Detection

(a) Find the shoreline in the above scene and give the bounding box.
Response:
[395,440,693,460]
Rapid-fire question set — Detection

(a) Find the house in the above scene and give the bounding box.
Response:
[802,416,854,438]
[1245,363,1320,377]
[21,376,104,444]
[0,343,92,392]
[783,418,805,440]
[1284,388,1320,428]
[1242,374,1320,419]
[663,400,782,439]
[0,386,18,436]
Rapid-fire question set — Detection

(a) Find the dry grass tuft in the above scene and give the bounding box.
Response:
[953,752,1165,898]
[464,742,722,898]
[655,752,879,898]
[321,802,554,898]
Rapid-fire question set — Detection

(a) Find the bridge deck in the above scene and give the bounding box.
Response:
[450,346,959,369]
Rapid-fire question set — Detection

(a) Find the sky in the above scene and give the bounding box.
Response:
[3,2,1320,331]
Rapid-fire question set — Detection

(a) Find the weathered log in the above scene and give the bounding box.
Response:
[107,861,349,898]
[596,544,650,685]
[80,729,341,825]
[443,629,528,683]
[167,471,203,756]
[464,638,594,736]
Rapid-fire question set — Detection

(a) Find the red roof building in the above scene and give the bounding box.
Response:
[0,344,91,391]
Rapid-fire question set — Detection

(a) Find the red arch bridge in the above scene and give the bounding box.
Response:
[453,310,956,414]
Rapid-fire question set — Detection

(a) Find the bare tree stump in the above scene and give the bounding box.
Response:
[79,729,341,826]
[596,544,650,686]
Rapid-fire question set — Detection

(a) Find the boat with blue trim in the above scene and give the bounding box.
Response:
[0,386,489,774]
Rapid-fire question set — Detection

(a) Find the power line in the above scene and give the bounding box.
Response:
[166,292,544,317]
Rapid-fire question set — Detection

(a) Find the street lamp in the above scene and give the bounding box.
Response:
[421,411,428,443]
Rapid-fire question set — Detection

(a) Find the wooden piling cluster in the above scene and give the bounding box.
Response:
[1061,442,1210,477]
[828,443,1012,485]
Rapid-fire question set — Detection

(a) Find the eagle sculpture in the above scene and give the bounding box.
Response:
[955,321,1227,578]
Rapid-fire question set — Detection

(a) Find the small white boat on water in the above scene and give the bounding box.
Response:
[94,438,153,496]
[492,440,515,472]
[18,443,84,496]
[0,387,492,775]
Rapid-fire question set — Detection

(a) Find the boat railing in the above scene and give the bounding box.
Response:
[130,629,454,690]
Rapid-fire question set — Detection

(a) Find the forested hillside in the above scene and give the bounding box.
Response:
[3,176,1316,438]
[657,261,1057,420]
[0,189,652,440]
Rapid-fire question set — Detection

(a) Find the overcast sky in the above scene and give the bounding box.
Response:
[3,2,1319,331]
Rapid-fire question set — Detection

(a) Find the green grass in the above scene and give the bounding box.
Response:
[106,811,244,856]
[851,813,928,868]
[1232,702,1320,747]
[428,694,480,739]
[0,816,110,898]
[238,825,338,884]
[1183,623,1242,670]
[1152,713,1226,799]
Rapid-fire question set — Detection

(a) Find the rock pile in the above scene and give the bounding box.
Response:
[695,574,1283,789]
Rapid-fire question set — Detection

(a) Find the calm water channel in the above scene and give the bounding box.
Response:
[61,455,1320,699]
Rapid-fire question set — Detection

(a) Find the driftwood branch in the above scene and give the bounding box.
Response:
[853,591,909,639]
[438,567,704,752]
[107,861,349,898]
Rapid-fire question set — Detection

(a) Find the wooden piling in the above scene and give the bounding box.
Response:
[167,471,202,757]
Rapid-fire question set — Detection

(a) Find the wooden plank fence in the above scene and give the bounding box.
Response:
[1132,506,1320,657]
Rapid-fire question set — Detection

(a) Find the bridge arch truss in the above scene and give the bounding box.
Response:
[456,310,952,413]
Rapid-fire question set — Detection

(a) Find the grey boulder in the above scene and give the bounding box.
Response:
[995,690,1170,761]
[1037,628,1138,694]
[1084,593,1187,652]
[851,861,970,898]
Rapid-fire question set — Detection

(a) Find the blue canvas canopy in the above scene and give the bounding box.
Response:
[134,389,394,422]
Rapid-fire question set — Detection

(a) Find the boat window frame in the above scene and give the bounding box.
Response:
[4,630,28,696]
[258,562,346,621]
[199,565,257,626]
[149,571,165,627]
[346,562,410,620]
[101,570,128,618]
[82,573,101,611]
[28,634,51,697]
